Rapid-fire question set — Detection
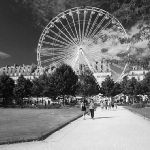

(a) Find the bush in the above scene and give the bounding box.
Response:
[36,103,61,109]
[145,103,150,107]
[131,103,145,108]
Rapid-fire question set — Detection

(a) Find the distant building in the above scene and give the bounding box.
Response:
[128,67,149,81]
[94,72,112,86]
[119,65,149,82]
[0,64,41,84]
[78,60,112,86]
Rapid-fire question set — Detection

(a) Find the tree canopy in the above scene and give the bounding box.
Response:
[77,70,100,96]
[9,0,150,29]
[0,74,15,105]
[52,64,78,97]
[13,75,33,100]
[100,75,115,97]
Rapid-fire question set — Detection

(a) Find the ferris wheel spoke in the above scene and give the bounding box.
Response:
[40,50,75,57]
[45,35,70,46]
[64,54,77,67]
[81,9,87,42]
[84,10,93,38]
[50,53,76,66]
[88,15,106,39]
[86,12,99,39]
[40,47,71,52]
[53,24,76,46]
[41,54,71,64]
[58,19,78,46]
[48,28,73,46]
[69,10,79,43]
[81,51,96,73]
[76,8,82,44]
[41,52,74,63]
[65,15,76,40]
[88,19,112,46]
[93,19,112,39]
[42,41,68,48]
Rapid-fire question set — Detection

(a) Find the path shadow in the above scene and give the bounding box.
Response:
[93,116,119,120]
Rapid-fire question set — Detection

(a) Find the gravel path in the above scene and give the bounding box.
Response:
[1,106,150,150]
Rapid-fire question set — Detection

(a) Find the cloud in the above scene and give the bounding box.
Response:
[0,52,10,58]
[134,40,149,48]
[127,23,140,38]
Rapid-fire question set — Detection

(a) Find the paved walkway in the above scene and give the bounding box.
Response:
[1,106,150,150]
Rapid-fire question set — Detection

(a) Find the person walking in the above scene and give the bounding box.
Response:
[100,101,104,111]
[89,100,95,119]
[81,100,86,120]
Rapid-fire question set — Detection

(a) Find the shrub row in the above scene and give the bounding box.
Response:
[0,104,62,109]
[131,103,145,108]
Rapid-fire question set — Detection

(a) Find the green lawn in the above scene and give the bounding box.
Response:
[124,106,150,119]
[0,107,82,144]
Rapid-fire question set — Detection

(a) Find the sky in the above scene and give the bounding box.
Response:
[0,1,41,68]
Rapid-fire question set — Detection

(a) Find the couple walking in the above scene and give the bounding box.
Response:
[81,99,95,120]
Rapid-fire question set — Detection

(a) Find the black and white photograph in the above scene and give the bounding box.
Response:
[0,0,150,149]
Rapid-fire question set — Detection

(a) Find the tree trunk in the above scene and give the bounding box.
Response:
[63,95,65,106]
[3,98,6,107]
[133,95,135,104]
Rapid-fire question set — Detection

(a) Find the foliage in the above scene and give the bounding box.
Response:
[126,77,142,96]
[52,64,78,97]
[9,0,150,28]
[0,74,15,105]
[120,76,129,95]
[141,72,150,98]
[37,73,50,97]
[77,70,100,96]
[32,77,43,98]
[13,75,33,100]
[112,82,122,96]
[100,75,115,97]
[131,103,145,108]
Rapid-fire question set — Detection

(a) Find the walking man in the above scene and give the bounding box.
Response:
[89,100,95,119]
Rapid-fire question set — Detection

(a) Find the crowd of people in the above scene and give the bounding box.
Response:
[80,97,117,120]
[100,100,117,111]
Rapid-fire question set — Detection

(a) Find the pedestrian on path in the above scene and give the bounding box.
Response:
[114,102,117,110]
[81,99,86,120]
[108,100,111,110]
[100,101,104,111]
[104,100,108,110]
[89,100,95,119]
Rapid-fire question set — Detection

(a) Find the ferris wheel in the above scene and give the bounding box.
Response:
[37,6,129,83]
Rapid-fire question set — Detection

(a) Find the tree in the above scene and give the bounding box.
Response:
[13,75,33,105]
[10,0,150,27]
[125,77,142,104]
[120,76,129,95]
[52,64,78,104]
[112,82,122,97]
[100,75,115,98]
[0,74,15,105]
[77,70,100,96]
[32,77,43,99]
[38,73,49,97]
[141,71,150,98]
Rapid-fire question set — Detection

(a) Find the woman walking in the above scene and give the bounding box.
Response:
[100,101,104,111]
[89,100,95,119]
[81,100,86,120]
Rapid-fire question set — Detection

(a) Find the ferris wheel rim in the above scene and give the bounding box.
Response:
[37,6,130,81]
